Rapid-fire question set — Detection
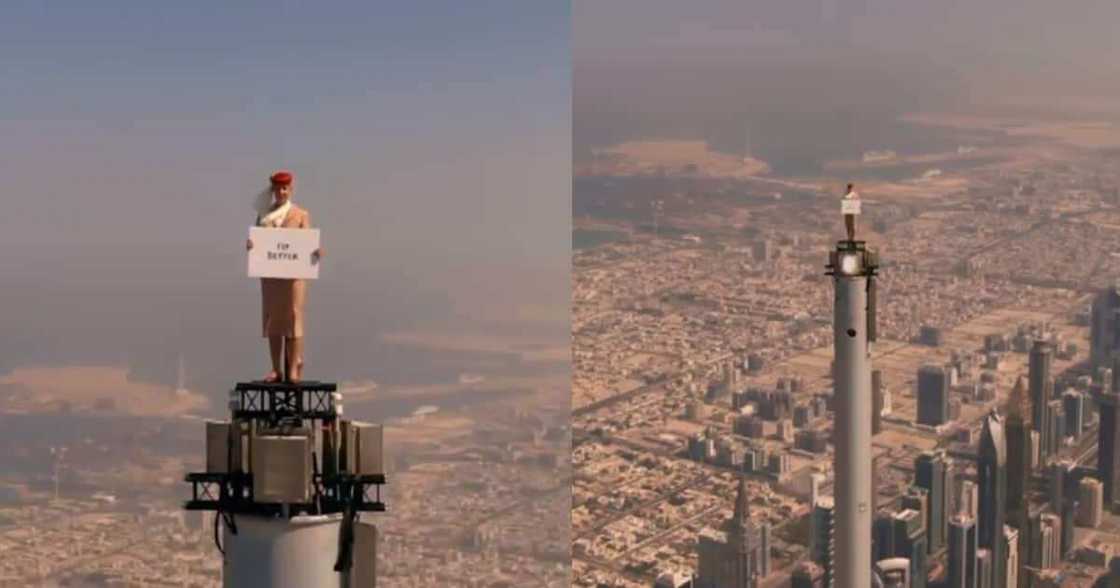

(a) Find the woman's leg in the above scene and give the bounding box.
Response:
[266,336,284,381]
[285,337,303,382]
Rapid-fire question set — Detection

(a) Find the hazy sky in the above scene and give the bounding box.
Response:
[574,0,1120,159]
[0,2,569,393]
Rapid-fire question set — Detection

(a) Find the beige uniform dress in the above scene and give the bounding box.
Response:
[260,205,311,338]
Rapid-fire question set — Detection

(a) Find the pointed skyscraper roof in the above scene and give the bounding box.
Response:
[1007,375,1030,421]
[981,409,1006,465]
[725,474,764,558]
[733,475,751,524]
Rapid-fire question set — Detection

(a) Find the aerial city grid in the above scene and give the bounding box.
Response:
[572,117,1120,587]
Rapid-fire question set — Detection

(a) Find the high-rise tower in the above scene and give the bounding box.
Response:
[827,239,878,588]
[1005,376,1032,587]
[1099,388,1120,510]
[1005,377,1032,518]
[1029,340,1054,460]
[947,512,977,588]
[812,497,836,587]
[872,369,884,435]
[726,476,771,585]
[915,450,950,554]
[697,477,770,587]
[1090,287,1120,367]
[917,365,950,427]
[978,410,1007,588]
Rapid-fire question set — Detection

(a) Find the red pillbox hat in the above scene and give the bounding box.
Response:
[270,170,293,186]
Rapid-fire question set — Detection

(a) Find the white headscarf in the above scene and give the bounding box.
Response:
[255,188,292,227]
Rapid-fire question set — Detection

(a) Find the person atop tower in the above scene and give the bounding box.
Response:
[842,183,860,242]
[246,170,324,382]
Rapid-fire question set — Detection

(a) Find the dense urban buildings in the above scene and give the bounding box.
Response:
[572,113,1120,586]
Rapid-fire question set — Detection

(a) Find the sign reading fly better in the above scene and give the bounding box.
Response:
[248,227,321,279]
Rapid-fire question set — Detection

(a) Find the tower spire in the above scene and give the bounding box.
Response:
[733,475,750,524]
[1007,375,1030,421]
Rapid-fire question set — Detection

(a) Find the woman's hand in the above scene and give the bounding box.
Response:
[246,239,254,251]
[312,247,324,264]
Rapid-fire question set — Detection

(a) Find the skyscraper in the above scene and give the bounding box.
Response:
[948,512,978,588]
[901,485,928,515]
[917,365,950,427]
[957,478,978,521]
[1049,460,1076,558]
[1035,513,1061,569]
[1046,398,1065,456]
[915,451,950,554]
[978,411,1007,588]
[1029,340,1054,459]
[1090,287,1120,367]
[875,558,911,588]
[1030,430,1041,471]
[874,514,894,563]
[696,477,771,588]
[1063,389,1085,440]
[1023,504,1049,574]
[810,472,826,509]
[873,369,884,435]
[891,508,927,588]
[1004,525,1019,588]
[1005,377,1033,533]
[1100,389,1120,510]
[976,549,992,588]
[812,497,835,587]
[1077,477,1103,528]
[791,561,825,588]
[1112,352,1120,395]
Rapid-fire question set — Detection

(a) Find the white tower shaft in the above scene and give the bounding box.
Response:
[223,515,343,587]
[833,268,872,588]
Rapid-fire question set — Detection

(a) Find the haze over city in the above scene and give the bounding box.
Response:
[576,0,1120,169]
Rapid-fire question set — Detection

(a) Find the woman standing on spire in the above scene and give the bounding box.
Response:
[843,183,860,241]
[246,170,322,382]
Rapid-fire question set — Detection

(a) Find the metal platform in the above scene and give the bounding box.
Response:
[231,380,340,422]
[185,379,387,517]
[184,472,386,516]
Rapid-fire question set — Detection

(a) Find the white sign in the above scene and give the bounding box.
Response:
[248,227,321,279]
[841,199,862,215]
